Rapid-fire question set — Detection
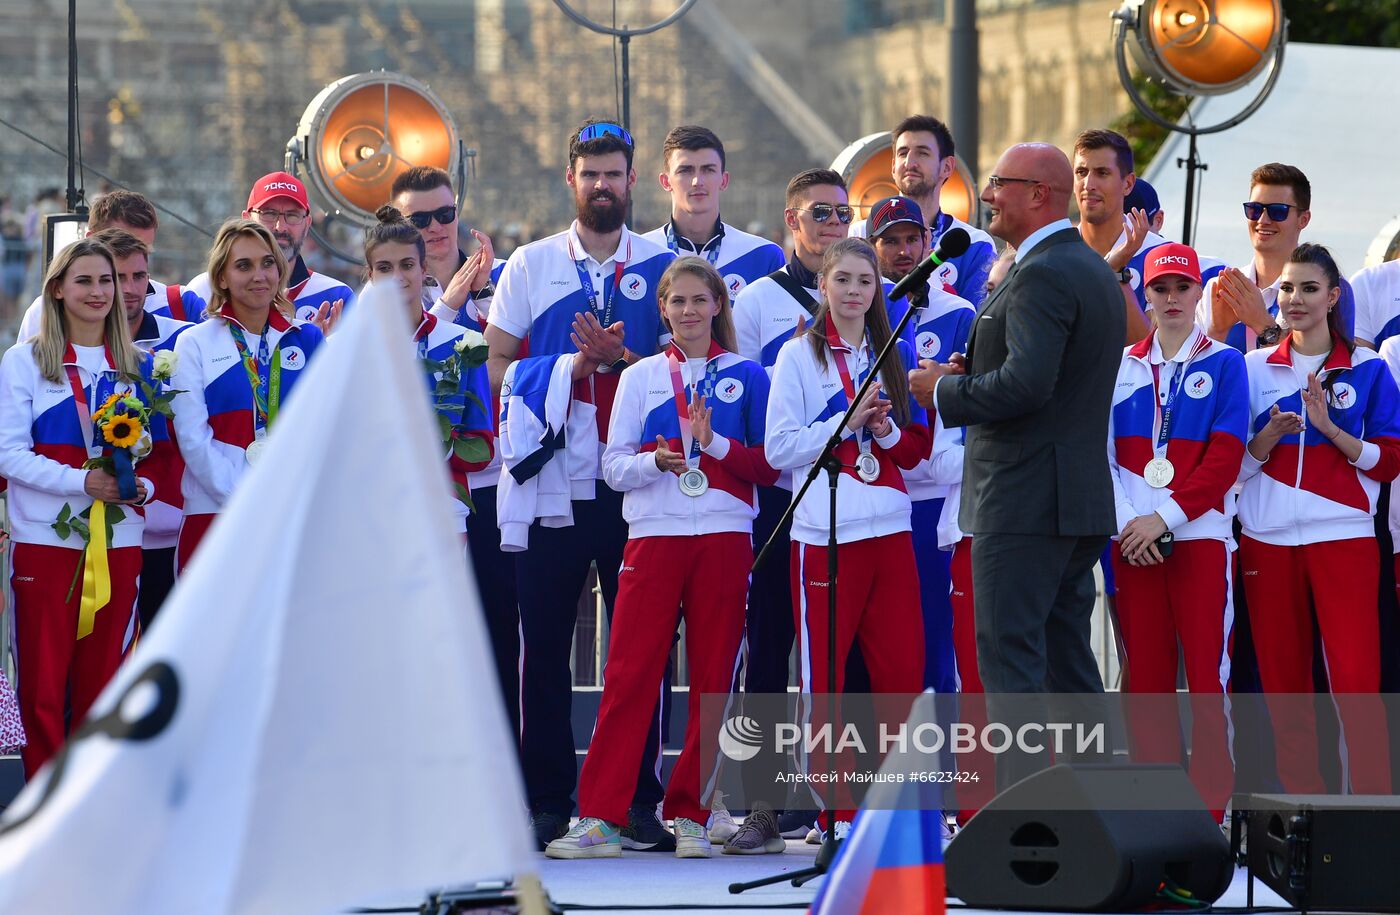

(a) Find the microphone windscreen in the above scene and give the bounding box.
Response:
[935,227,972,259]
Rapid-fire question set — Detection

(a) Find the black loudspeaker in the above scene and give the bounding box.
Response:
[1242,793,1400,912]
[945,765,1232,911]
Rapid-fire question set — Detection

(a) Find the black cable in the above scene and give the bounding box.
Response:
[0,115,214,239]
[611,0,621,122]
[74,77,84,200]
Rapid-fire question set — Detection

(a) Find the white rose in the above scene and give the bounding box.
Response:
[152,349,178,380]
[455,329,485,354]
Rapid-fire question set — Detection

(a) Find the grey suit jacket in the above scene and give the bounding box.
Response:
[935,227,1124,536]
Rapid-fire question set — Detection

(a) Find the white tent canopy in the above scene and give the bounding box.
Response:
[1144,42,1400,275]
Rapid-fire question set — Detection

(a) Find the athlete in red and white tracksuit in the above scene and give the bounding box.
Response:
[1238,248,1400,794]
[554,259,773,860]
[766,314,929,698]
[766,243,930,821]
[0,330,170,775]
[573,338,775,839]
[766,243,930,822]
[1106,246,1248,816]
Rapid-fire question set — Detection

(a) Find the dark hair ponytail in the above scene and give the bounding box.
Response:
[364,204,427,267]
[1289,243,1351,354]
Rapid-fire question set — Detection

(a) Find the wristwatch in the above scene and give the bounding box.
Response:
[471,282,495,299]
[1115,268,1133,285]
[597,349,630,374]
[1256,325,1283,347]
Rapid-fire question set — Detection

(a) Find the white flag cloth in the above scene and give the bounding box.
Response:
[0,286,536,914]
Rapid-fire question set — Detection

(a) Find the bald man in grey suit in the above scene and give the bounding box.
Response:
[910,143,1124,707]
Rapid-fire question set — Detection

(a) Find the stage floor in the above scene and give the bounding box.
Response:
[534,839,1293,914]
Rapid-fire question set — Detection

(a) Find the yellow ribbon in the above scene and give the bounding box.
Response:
[76,499,112,641]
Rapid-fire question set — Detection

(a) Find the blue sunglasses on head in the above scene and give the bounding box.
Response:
[577,122,634,148]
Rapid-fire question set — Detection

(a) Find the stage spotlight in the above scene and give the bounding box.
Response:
[1112,0,1287,245]
[285,71,465,228]
[1120,0,1284,95]
[1365,216,1400,267]
[832,131,979,227]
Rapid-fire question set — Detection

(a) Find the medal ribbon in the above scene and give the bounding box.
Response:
[569,236,630,329]
[229,324,283,434]
[666,343,722,468]
[1150,331,1212,453]
[824,317,874,461]
[63,346,119,640]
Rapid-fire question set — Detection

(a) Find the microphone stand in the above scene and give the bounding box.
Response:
[729,279,925,894]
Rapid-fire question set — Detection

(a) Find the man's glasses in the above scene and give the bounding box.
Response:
[792,204,855,225]
[407,205,457,229]
[986,175,1042,190]
[577,122,635,148]
[250,208,308,227]
[1242,201,1299,222]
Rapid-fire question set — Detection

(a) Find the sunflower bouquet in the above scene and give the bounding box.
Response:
[422,329,492,508]
[50,360,180,635]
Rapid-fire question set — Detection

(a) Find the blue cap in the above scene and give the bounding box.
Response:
[1124,179,1161,220]
[866,195,926,238]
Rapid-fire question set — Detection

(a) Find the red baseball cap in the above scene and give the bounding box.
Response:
[246,172,309,212]
[1143,242,1202,285]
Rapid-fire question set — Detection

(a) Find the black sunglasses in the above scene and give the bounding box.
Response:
[1242,201,1299,222]
[793,204,855,225]
[407,205,457,229]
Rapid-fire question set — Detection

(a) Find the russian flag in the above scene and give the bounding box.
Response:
[809,808,947,915]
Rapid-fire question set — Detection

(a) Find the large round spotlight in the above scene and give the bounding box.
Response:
[1121,0,1284,95]
[831,132,979,227]
[286,71,461,227]
[1365,216,1400,267]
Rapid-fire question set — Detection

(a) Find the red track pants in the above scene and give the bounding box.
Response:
[949,536,996,823]
[791,533,924,820]
[1240,536,1391,794]
[1112,538,1235,816]
[10,542,139,776]
[175,512,216,576]
[577,532,751,827]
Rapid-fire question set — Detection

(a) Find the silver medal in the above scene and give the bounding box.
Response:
[1143,457,1175,489]
[855,451,881,483]
[678,468,709,497]
[245,439,267,466]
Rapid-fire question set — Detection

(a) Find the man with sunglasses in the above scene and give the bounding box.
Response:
[391,166,502,322]
[729,167,849,848]
[642,125,784,302]
[1200,163,1354,351]
[486,118,677,853]
[185,172,353,325]
[850,115,997,307]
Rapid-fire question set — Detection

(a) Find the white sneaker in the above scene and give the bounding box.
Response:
[708,806,739,842]
[544,817,622,859]
[674,817,712,858]
[808,819,852,844]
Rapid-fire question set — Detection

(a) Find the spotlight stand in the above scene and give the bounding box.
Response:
[1112,6,1287,247]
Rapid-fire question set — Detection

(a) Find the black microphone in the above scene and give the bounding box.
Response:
[887,227,972,303]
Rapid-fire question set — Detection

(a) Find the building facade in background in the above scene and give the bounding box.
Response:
[0,0,1126,297]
